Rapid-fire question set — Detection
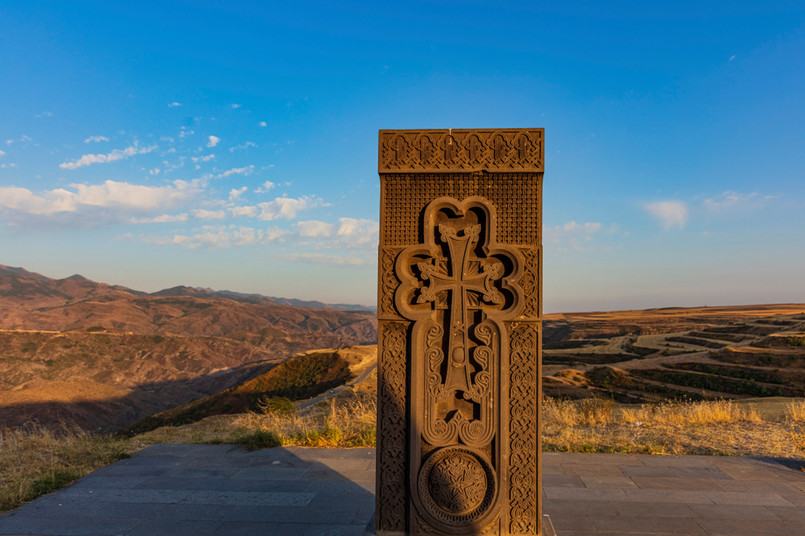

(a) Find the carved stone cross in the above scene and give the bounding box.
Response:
[417,223,503,397]
[378,129,544,535]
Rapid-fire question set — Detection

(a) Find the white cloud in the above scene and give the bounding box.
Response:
[255,181,275,193]
[178,128,194,138]
[544,221,604,248]
[36,111,53,118]
[83,135,109,144]
[191,154,216,163]
[146,225,289,248]
[259,121,267,127]
[59,143,157,169]
[336,218,378,247]
[644,201,688,229]
[229,187,247,202]
[281,252,366,266]
[192,209,227,220]
[703,191,758,211]
[131,213,189,224]
[229,205,258,218]
[295,220,335,237]
[0,149,4,157]
[206,135,220,148]
[216,165,255,178]
[231,103,241,109]
[0,179,201,225]
[257,195,325,221]
[230,141,257,152]
[169,102,182,107]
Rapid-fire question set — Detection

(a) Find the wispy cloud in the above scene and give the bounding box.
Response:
[336,218,378,247]
[230,141,257,152]
[191,154,215,163]
[281,252,367,266]
[146,225,289,248]
[259,121,267,127]
[544,221,606,250]
[703,191,759,211]
[216,165,255,178]
[644,201,688,229]
[295,220,335,237]
[231,104,241,109]
[206,135,220,148]
[229,205,258,218]
[168,102,182,107]
[257,195,327,221]
[0,150,5,157]
[0,179,202,225]
[192,209,227,220]
[6,135,33,145]
[59,143,157,170]
[131,213,189,224]
[83,135,109,144]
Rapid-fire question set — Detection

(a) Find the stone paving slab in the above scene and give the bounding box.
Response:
[0,446,803,535]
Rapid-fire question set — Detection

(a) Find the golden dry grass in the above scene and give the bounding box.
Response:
[785,399,805,422]
[0,424,130,513]
[234,395,377,448]
[542,397,804,457]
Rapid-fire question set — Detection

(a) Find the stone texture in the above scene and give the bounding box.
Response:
[1,447,805,535]
[377,128,545,535]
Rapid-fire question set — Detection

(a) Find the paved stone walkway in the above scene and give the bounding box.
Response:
[1,445,804,535]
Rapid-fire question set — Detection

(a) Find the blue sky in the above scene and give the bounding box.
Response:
[1,1,803,311]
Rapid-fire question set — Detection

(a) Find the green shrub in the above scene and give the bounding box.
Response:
[235,430,281,451]
[257,396,296,416]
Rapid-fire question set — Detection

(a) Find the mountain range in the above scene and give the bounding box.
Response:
[0,264,376,431]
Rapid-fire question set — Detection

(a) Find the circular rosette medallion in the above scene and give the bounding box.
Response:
[418,446,496,526]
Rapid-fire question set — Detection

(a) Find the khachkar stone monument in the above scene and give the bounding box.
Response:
[376,129,544,535]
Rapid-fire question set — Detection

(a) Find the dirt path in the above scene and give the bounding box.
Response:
[297,363,377,411]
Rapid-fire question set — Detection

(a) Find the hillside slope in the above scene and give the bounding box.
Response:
[0,265,377,432]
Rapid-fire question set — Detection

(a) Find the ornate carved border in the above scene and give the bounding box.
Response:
[508,322,540,535]
[377,321,408,532]
[379,129,544,173]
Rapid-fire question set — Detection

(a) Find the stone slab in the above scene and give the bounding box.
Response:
[0,446,804,535]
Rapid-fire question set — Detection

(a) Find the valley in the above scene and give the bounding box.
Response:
[0,265,376,432]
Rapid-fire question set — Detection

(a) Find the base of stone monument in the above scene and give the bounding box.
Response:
[365,514,557,536]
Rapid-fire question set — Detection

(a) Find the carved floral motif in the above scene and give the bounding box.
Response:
[418,446,496,525]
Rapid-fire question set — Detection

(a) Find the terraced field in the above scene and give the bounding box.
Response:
[542,305,805,402]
